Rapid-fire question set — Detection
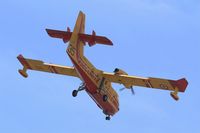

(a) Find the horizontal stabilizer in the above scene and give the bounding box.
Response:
[46,29,71,43]
[46,29,113,46]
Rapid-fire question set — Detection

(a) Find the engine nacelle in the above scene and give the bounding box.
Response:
[114,68,128,75]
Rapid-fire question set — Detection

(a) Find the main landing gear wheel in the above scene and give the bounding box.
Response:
[103,95,108,102]
[72,83,86,97]
[72,90,78,97]
[105,115,111,120]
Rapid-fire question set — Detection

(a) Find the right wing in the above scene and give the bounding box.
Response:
[17,54,79,78]
[102,72,188,101]
[103,72,188,92]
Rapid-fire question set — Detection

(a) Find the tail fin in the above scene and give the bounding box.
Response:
[67,11,85,58]
[69,11,85,43]
[46,11,113,47]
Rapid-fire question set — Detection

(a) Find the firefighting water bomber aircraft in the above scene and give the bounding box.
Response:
[17,11,188,120]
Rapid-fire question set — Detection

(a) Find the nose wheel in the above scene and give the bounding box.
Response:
[105,115,111,120]
[72,83,86,97]
[103,110,111,120]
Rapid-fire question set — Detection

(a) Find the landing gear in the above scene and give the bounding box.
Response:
[103,110,111,120]
[103,95,108,102]
[72,83,85,97]
[105,115,111,120]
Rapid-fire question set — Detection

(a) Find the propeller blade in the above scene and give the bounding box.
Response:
[131,86,135,95]
[119,86,135,95]
[119,88,126,91]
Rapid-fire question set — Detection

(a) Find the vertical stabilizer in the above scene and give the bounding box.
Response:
[67,11,85,58]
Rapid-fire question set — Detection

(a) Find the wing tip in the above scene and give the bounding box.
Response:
[171,78,188,92]
[17,54,25,64]
[17,54,24,60]
[17,54,32,69]
[177,78,188,92]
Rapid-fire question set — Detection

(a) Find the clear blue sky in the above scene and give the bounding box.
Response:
[0,0,200,133]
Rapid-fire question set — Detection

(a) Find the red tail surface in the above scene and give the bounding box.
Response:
[46,29,113,46]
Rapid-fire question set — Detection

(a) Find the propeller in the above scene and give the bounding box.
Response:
[120,86,135,95]
[130,86,135,95]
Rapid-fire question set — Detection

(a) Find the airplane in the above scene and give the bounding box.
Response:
[17,11,188,120]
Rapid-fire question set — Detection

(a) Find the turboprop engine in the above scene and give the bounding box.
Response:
[113,68,128,75]
[114,68,135,95]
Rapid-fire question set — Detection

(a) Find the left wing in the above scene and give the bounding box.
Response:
[103,72,188,100]
[17,54,78,78]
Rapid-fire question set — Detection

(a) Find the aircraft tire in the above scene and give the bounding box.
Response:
[72,90,78,97]
[105,116,111,120]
